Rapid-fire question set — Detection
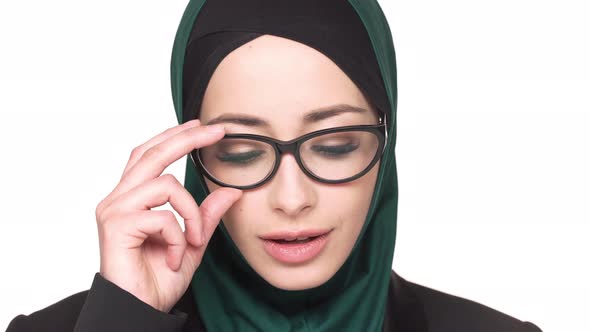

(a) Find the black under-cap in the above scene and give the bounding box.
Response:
[181,0,390,124]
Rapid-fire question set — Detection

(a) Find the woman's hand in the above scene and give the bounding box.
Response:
[94,119,242,313]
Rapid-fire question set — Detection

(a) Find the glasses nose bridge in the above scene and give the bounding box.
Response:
[273,140,307,176]
[275,140,299,156]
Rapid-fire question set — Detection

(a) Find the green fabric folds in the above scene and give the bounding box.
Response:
[170,0,398,330]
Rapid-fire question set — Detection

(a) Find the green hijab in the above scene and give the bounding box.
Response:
[170,0,398,330]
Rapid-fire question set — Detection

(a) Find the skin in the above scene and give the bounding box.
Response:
[199,34,381,290]
[95,34,382,315]
[96,119,243,313]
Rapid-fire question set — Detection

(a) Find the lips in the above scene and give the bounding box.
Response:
[260,229,332,264]
[260,229,331,241]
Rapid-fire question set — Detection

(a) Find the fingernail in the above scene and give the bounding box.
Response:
[231,189,243,199]
[186,119,200,126]
[206,124,225,133]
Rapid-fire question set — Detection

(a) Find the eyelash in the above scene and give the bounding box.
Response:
[216,143,359,165]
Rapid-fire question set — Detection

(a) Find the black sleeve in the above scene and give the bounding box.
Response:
[73,272,188,332]
[522,322,543,332]
[6,273,189,332]
[408,281,543,332]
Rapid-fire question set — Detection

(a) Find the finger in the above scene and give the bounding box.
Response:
[177,188,243,272]
[120,209,187,271]
[117,124,225,196]
[198,187,243,243]
[104,123,225,210]
[101,174,204,247]
[121,119,201,179]
[97,120,201,214]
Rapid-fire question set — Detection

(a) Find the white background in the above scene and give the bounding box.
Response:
[1,1,588,331]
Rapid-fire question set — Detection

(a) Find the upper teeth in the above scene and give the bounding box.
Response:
[285,237,309,241]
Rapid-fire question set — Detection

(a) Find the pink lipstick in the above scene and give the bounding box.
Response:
[260,229,332,264]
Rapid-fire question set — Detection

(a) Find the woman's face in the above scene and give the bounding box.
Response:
[199,34,381,290]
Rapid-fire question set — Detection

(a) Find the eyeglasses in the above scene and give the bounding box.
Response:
[189,115,388,190]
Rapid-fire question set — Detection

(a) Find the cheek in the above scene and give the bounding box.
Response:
[335,167,380,260]
[204,177,256,231]
[325,187,372,242]
[220,190,266,238]
[324,164,379,226]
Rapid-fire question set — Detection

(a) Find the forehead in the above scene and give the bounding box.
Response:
[199,35,375,129]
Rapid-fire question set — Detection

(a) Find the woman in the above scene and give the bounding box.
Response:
[7,0,542,331]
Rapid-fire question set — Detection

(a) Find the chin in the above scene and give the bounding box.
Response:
[257,260,340,291]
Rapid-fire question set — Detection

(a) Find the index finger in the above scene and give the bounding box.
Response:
[121,119,201,179]
[110,124,225,202]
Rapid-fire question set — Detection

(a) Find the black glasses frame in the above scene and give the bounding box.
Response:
[189,115,388,190]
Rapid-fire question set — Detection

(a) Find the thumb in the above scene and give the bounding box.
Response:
[199,187,243,241]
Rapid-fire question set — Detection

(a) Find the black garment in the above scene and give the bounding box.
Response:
[6,271,542,332]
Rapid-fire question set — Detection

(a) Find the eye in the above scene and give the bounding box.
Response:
[310,142,359,158]
[216,150,266,164]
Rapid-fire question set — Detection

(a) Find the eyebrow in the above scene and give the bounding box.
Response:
[205,104,368,127]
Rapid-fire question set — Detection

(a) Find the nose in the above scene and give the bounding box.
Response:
[268,153,316,218]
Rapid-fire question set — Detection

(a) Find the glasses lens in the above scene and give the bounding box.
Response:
[198,138,275,187]
[300,130,380,181]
